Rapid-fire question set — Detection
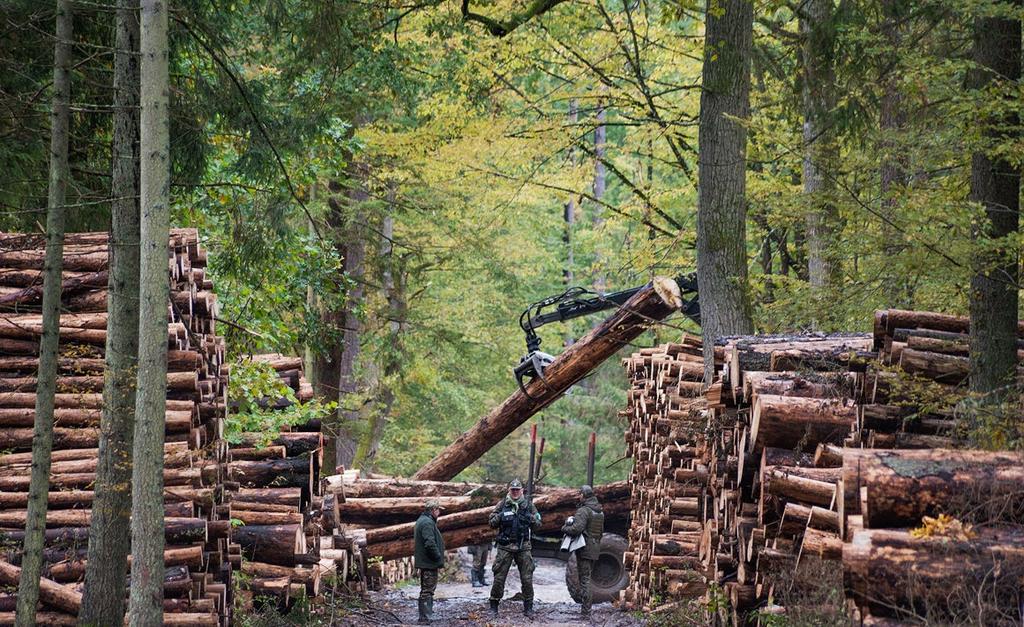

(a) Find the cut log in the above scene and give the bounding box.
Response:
[235,488,302,509]
[762,467,839,508]
[844,527,1024,618]
[229,510,303,526]
[228,457,312,491]
[844,449,1024,528]
[241,561,321,594]
[898,348,969,384]
[335,495,494,519]
[750,394,856,452]
[742,372,858,403]
[0,560,81,614]
[414,277,685,480]
[799,527,841,560]
[233,524,305,567]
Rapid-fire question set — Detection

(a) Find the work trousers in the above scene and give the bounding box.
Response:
[489,547,535,602]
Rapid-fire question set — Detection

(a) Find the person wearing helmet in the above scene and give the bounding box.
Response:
[561,485,604,617]
[486,478,541,618]
[413,499,446,624]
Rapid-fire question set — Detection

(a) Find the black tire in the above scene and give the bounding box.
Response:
[565,533,629,604]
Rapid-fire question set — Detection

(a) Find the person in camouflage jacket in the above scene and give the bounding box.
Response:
[486,478,541,618]
[561,485,604,616]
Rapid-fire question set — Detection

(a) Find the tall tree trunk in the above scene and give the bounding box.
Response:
[696,0,756,380]
[329,168,367,470]
[15,2,72,623]
[128,0,170,623]
[304,184,319,385]
[354,191,404,467]
[80,1,140,623]
[564,99,577,346]
[879,0,910,308]
[801,0,840,295]
[968,6,1021,395]
[593,98,607,294]
[313,183,344,476]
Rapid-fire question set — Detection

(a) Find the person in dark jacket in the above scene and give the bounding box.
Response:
[487,478,541,618]
[413,499,446,624]
[561,485,604,617]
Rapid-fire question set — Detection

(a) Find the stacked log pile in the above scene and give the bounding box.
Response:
[0,231,353,623]
[621,313,1024,624]
[221,353,334,608]
[0,229,228,626]
[618,335,714,610]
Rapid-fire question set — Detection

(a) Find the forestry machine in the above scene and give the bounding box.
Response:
[514,273,701,394]
[512,273,700,603]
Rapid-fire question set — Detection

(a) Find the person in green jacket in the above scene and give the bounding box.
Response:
[561,485,604,617]
[487,478,541,619]
[413,499,446,624]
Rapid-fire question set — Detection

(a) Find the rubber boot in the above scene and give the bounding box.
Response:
[524,600,535,618]
[417,600,430,625]
[471,569,482,588]
[580,605,591,619]
[489,599,499,618]
[427,599,435,621]
[479,568,489,586]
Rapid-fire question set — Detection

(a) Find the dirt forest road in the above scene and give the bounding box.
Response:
[336,555,648,627]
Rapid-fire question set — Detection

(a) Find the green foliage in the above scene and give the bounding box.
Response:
[6,0,1024,511]
[225,359,335,446]
[956,387,1024,451]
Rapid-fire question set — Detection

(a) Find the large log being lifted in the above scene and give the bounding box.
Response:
[414,277,684,481]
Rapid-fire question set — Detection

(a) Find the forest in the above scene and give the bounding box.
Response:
[1,0,1023,625]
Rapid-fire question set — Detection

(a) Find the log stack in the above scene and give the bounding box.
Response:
[221,353,336,608]
[0,229,228,625]
[620,314,1024,624]
[0,231,351,623]
[617,335,714,610]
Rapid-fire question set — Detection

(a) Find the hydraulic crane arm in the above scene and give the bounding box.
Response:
[514,273,700,396]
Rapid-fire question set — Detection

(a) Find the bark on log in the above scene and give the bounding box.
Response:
[336,495,495,519]
[240,561,320,594]
[898,348,969,384]
[0,560,81,614]
[742,371,858,403]
[229,510,303,526]
[844,449,1024,527]
[44,545,204,582]
[762,467,839,507]
[799,527,841,560]
[0,612,77,626]
[234,432,321,458]
[750,394,856,452]
[235,488,302,508]
[844,527,1024,617]
[228,457,312,492]
[414,277,685,480]
[233,524,305,567]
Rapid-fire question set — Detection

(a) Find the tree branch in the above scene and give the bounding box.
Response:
[461,0,571,37]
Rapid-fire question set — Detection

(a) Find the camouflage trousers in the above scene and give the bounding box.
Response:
[577,557,594,612]
[489,547,535,603]
[471,544,490,571]
[419,568,438,602]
